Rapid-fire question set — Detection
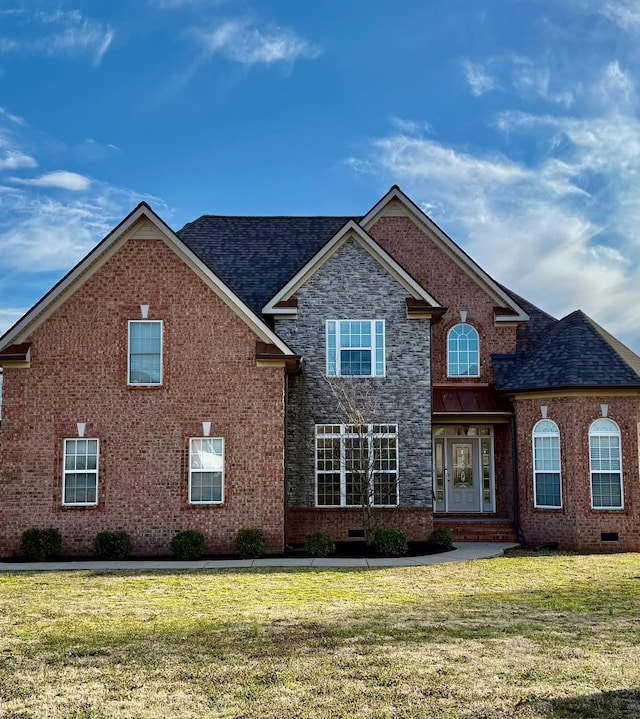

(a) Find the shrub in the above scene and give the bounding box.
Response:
[235,528,266,559]
[93,531,132,560]
[304,531,335,558]
[21,528,62,561]
[428,527,455,551]
[373,527,408,557]
[171,530,206,560]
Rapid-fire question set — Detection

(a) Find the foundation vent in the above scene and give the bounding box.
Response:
[601,532,619,542]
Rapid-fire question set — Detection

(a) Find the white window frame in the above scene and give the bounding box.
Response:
[532,419,562,509]
[589,418,624,510]
[62,438,99,507]
[128,320,163,386]
[447,323,480,378]
[315,423,398,507]
[188,437,225,505]
[326,319,385,378]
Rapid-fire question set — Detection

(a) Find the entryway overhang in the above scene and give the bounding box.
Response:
[433,384,513,423]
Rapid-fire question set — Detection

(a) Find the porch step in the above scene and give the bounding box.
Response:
[433,516,518,543]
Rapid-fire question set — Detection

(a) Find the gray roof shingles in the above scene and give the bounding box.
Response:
[178,216,356,315]
[177,213,640,392]
[493,310,640,391]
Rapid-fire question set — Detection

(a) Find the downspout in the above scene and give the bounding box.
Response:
[510,412,526,545]
[283,368,290,550]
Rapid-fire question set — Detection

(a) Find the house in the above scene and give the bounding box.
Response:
[1,185,639,556]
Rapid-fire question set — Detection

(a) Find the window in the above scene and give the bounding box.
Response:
[326,320,385,377]
[447,323,480,377]
[189,437,224,504]
[128,320,163,385]
[63,439,99,506]
[315,424,398,506]
[532,420,562,508]
[589,419,623,509]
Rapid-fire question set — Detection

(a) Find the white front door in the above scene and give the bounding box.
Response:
[447,439,481,512]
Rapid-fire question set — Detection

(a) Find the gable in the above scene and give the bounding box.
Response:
[263,219,445,319]
[0,204,295,361]
[362,188,528,324]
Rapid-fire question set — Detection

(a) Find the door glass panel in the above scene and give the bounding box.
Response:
[435,440,444,501]
[452,443,473,488]
[481,438,491,505]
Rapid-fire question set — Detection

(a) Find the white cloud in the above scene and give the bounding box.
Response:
[599,0,640,33]
[462,60,498,97]
[0,10,113,66]
[195,19,321,65]
[0,106,24,125]
[0,308,23,337]
[0,150,36,170]
[347,69,640,351]
[511,61,575,107]
[12,171,92,191]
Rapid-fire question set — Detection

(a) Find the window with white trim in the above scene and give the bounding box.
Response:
[128,320,163,385]
[532,419,562,508]
[447,323,480,377]
[63,438,99,506]
[315,424,398,507]
[326,320,385,377]
[189,437,224,504]
[589,418,623,509]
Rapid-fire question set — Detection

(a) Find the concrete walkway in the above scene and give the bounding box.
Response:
[0,541,519,572]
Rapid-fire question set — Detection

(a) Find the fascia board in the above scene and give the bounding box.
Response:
[361,187,530,322]
[0,204,295,357]
[263,219,443,313]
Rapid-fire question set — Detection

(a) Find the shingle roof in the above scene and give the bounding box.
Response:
[493,310,640,391]
[177,216,357,314]
[498,284,558,355]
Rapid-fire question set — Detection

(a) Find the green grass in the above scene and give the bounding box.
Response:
[1,551,639,718]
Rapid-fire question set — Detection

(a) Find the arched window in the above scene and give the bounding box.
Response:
[589,418,623,509]
[447,323,480,377]
[532,419,562,508]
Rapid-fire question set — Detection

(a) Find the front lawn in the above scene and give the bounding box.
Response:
[0,551,639,718]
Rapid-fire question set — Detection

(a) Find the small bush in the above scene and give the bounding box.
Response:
[304,531,335,558]
[21,528,62,561]
[373,527,408,557]
[235,528,266,559]
[171,530,206,560]
[428,527,455,551]
[93,531,132,560]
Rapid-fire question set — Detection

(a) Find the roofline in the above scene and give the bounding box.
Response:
[360,186,530,323]
[263,219,444,314]
[499,384,640,395]
[0,203,295,357]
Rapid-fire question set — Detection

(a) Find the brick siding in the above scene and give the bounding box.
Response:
[0,232,286,557]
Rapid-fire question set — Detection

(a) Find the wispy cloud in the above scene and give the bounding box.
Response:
[462,60,498,97]
[599,0,640,33]
[194,19,321,65]
[511,60,575,107]
[0,9,113,66]
[347,64,640,350]
[11,170,92,191]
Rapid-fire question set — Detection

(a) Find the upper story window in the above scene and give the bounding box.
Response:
[63,438,99,506]
[532,419,562,508]
[189,437,224,504]
[447,323,480,377]
[128,320,163,385]
[589,418,623,509]
[326,320,385,377]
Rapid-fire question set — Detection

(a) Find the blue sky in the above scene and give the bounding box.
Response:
[2,0,640,352]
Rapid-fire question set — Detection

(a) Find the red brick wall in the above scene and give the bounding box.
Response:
[514,395,640,551]
[0,233,286,557]
[368,216,517,384]
[286,507,433,544]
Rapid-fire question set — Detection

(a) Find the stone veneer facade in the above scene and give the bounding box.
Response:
[275,236,433,542]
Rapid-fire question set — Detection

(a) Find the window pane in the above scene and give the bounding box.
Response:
[535,472,561,507]
[129,321,162,384]
[592,473,622,508]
